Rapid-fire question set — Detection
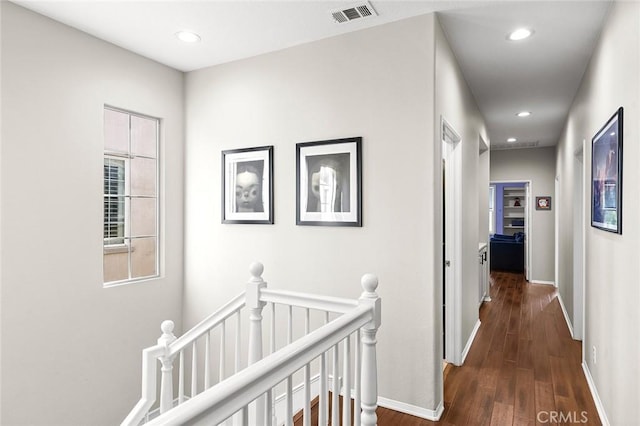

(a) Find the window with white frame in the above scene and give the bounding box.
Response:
[103,107,159,285]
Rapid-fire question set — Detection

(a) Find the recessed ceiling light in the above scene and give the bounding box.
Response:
[610,132,616,136]
[508,28,533,41]
[517,111,531,117]
[507,138,517,143]
[175,31,201,43]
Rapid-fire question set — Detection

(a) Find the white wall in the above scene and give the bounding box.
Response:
[0,4,184,425]
[555,2,640,423]
[434,16,489,363]
[490,148,556,283]
[184,14,444,414]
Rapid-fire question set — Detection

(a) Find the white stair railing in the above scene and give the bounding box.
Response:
[122,262,381,426]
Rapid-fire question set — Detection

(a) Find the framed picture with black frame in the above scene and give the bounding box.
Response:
[296,137,362,227]
[222,146,274,224]
[591,107,623,234]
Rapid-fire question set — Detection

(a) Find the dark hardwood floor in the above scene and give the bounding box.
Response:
[297,271,601,425]
[379,271,600,425]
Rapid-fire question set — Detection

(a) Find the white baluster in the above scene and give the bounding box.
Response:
[287,305,293,344]
[235,311,241,374]
[331,344,340,426]
[240,407,248,426]
[205,331,211,390]
[178,350,185,404]
[304,362,311,426]
[247,262,266,424]
[269,304,277,426]
[158,320,176,414]
[220,321,226,381]
[343,336,351,425]
[321,309,330,425]
[303,308,311,426]
[319,352,328,425]
[270,303,276,354]
[286,376,293,426]
[354,331,362,426]
[191,341,198,397]
[265,389,273,426]
[359,274,381,426]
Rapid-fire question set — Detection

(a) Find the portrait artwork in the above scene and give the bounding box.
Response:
[222,146,274,224]
[296,137,362,227]
[591,107,622,234]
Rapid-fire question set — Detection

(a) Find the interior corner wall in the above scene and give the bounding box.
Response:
[490,148,556,283]
[184,14,441,413]
[0,3,184,425]
[555,2,640,423]
[434,15,489,364]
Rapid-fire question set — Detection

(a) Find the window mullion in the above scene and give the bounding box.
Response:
[126,114,132,281]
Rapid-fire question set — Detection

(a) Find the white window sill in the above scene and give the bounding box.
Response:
[103,245,135,254]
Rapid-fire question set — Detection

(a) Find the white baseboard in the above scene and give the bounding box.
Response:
[530,279,555,286]
[582,362,610,426]
[272,374,446,423]
[461,319,481,364]
[556,293,575,339]
[378,396,444,421]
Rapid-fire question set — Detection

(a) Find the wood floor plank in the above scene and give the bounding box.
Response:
[534,379,554,404]
[478,349,503,390]
[504,333,519,362]
[442,369,478,425]
[549,356,574,399]
[494,360,517,405]
[514,368,535,421]
[517,338,533,370]
[490,401,514,426]
[467,385,496,426]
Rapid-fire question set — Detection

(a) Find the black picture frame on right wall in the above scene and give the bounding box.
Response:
[591,107,623,234]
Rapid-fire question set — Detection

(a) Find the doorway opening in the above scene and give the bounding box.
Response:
[442,117,462,366]
[489,180,532,280]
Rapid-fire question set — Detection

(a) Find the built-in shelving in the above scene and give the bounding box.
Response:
[503,187,525,235]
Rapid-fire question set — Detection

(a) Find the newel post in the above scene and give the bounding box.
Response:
[158,320,177,414]
[359,274,381,426]
[247,261,267,424]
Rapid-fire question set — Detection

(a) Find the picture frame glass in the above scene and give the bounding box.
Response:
[223,147,273,224]
[297,137,361,226]
[591,108,622,233]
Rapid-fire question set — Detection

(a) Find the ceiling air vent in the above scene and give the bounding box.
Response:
[491,141,540,151]
[331,2,378,24]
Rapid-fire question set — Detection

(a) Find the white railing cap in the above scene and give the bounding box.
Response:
[249,261,264,281]
[361,273,378,297]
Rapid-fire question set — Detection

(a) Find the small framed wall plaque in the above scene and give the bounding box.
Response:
[535,196,552,210]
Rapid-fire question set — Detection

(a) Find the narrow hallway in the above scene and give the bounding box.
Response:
[376,272,600,425]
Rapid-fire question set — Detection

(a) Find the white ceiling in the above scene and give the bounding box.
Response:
[437,1,610,148]
[12,0,612,149]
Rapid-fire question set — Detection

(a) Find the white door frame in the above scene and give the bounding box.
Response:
[490,179,532,281]
[573,141,586,341]
[442,117,463,365]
